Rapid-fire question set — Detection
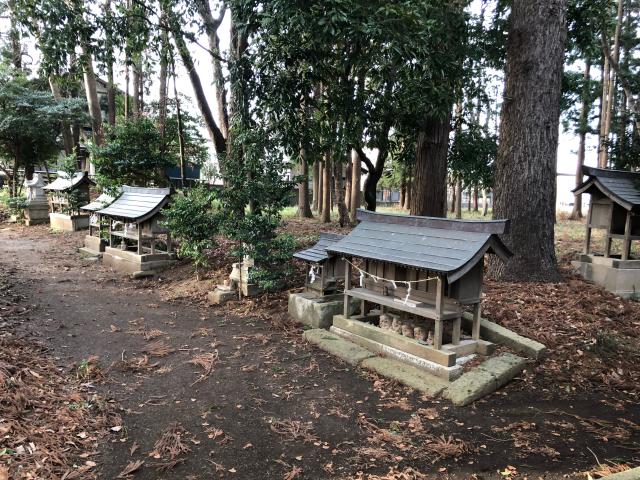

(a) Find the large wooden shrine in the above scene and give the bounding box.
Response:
[326,210,512,377]
[573,166,640,298]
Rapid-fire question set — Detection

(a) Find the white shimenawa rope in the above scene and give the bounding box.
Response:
[342,257,439,306]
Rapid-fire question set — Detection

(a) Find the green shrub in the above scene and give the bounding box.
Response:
[164,186,220,279]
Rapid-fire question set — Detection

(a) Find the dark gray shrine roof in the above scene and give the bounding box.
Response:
[81,192,116,212]
[294,233,345,264]
[97,186,171,222]
[573,166,640,210]
[326,210,512,283]
[43,171,92,192]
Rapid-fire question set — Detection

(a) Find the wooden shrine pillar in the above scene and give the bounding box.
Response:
[137,224,143,254]
[605,204,614,258]
[343,258,352,318]
[623,210,632,260]
[434,276,444,350]
[472,303,481,340]
[584,203,592,254]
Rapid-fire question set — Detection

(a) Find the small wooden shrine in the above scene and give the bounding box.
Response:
[327,210,511,373]
[98,186,175,276]
[294,233,345,296]
[573,166,640,298]
[43,171,93,231]
[79,192,117,256]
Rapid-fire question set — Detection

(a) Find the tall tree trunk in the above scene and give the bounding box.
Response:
[487,0,567,282]
[9,0,21,70]
[194,0,229,140]
[349,149,361,222]
[399,180,406,209]
[297,148,312,218]
[599,0,624,168]
[473,187,479,211]
[404,180,411,210]
[570,61,591,220]
[334,160,348,226]
[455,178,462,219]
[170,11,227,159]
[81,48,104,157]
[317,160,323,215]
[312,160,319,211]
[467,188,472,211]
[345,158,352,214]
[321,154,331,223]
[482,188,489,216]
[410,115,451,217]
[450,180,456,213]
[158,11,169,138]
[104,0,116,126]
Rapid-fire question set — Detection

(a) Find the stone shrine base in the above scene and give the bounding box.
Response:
[24,204,50,226]
[49,213,90,232]
[102,247,177,278]
[572,253,640,300]
[304,328,526,405]
[78,235,108,258]
[288,292,360,329]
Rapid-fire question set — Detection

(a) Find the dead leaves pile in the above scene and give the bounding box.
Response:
[483,271,640,394]
[0,336,120,479]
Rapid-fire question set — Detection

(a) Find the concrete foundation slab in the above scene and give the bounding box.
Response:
[573,254,640,300]
[103,247,176,277]
[288,292,360,329]
[330,326,463,381]
[79,235,107,257]
[443,353,527,406]
[360,357,449,397]
[461,313,546,359]
[49,213,90,232]
[303,329,375,366]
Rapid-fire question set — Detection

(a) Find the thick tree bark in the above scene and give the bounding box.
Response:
[297,148,312,218]
[487,0,567,282]
[473,187,479,211]
[349,149,361,222]
[482,188,489,216]
[104,0,116,125]
[454,178,462,219]
[8,0,21,70]
[344,159,352,215]
[570,61,591,220]
[410,115,451,217]
[317,160,323,215]
[404,180,411,210]
[312,161,319,211]
[333,160,348,226]
[321,154,331,223]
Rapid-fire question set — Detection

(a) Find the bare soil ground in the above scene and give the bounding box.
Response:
[0,219,639,479]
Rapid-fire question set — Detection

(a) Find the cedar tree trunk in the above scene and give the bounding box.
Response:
[487,0,567,282]
[411,114,451,217]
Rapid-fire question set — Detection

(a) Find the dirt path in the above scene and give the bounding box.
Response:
[1,225,639,479]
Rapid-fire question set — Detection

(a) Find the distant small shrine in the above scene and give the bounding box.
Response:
[294,233,345,296]
[22,173,49,226]
[43,171,93,231]
[79,192,116,257]
[573,166,640,298]
[98,186,175,277]
[325,210,512,379]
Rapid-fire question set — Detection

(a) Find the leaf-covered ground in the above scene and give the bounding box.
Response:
[0,219,638,479]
